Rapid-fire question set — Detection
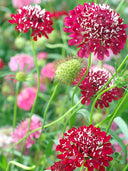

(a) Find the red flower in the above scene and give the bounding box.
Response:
[56,125,113,171]
[73,67,124,108]
[0,59,6,70]
[51,11,68,20]
[50,161,75,171]
[8,5,53,41]
[64,3,127,60]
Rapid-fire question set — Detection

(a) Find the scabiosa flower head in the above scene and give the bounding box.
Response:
[8,5,53,41]
[73,67,124,108]
[55,58,81,84]
[64,3,127,60]
[17,87,36,111]
[12,115,42,149]
[37,51,48,60]
[56,125,113,171]
[50,161,75,171]
[41,62,55,79]
[9,54,34,73]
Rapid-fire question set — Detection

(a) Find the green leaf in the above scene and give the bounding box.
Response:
[109,129,127,164]
[114,117,128,141]
[0,72,15,78]
[45,140,54,157]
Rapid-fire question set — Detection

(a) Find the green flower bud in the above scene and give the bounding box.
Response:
[93,112,103,123]
[7,95,14,102]
[14,37,26,49]
[16,72,26,82]
[37,59,46,67]
[47,30,59,43]
[55,59,81,84]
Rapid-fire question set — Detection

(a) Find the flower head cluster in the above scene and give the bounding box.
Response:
[8,5,53,41]
[56,125,113,171]
[12,115,42,149]
[50,161,75,171]
[9,54,34,73]
[64,3,127,60]
[17,87,36,111]
[41,62,55,79]
[73,67,124,108]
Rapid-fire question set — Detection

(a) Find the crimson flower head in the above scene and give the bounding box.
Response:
[64,3,127,60]
[0,59,6,70]
[56,125,113,171]
[50,160,75,171]
[73,67,124,108]
[8,5,53,41]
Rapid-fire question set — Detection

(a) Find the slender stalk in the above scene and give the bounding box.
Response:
[95,92,128,128]
[116,0,126,12]
[45,43,76,55]
[109,152,123,171]
[21,38,40,152]
[71,52,91,107]
[6,161,35,171]
[38,82,59,141]
[90,85,116,124]
[13,81,20,132]
[106,93,128,133]
[9,99,82,151]
[63,105,84,133]
[80,163,84,171]
[95,54,128,97]
[123,163,128,171]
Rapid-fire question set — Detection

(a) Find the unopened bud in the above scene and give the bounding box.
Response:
[16,72,26,82]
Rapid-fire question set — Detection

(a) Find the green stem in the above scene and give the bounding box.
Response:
[95,92,128,128]
[106,92,128,133]
[21,38,40,152]
[116,0,126,12]
[9,99,82,151]
[6,161,35,171]
[90,85,116,124]
[71,52,91,107]
[38,82,59,141]
[63,105,84,133]
[123,163,128,171]
[95,54,128,97]
[80,163,85,171]
[13,81,20,132]
[109,152,123,171]
[45,43,76,55]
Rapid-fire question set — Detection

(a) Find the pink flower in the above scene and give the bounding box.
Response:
[37,52,48,60]
[64,3,127,60]
[17,87,36,111]
[8,5,53,41]
[103,64,115,74]
[56,125,113,171]
[12,115,42,149]
[12,0,41,8]
[9,54,34,73]
[34,74,46,92]
[41,62,55,79]
[73,67,124,108]
[111,122,117,131]
[113,133,128,161]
